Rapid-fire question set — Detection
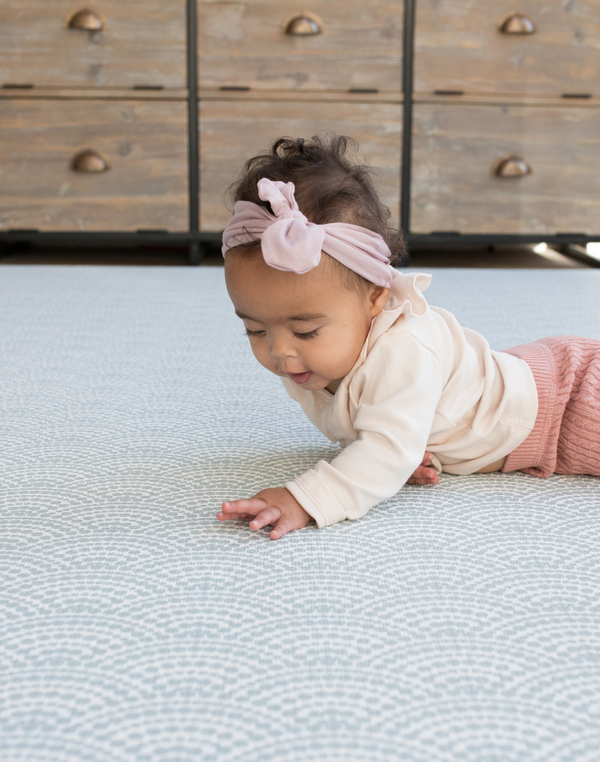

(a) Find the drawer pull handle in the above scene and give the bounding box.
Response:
[285,14,322,36]
[67,9,105,31]
[499,13,536,35]
[493,155,532,178]
[71,150,111,173]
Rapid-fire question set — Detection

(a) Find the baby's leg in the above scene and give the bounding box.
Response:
[475,457,507,473]
[502,336,600,477]
[554,338,600,475]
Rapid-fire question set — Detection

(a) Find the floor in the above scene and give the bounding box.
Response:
[2,265,599,762]
[0,241,596,268]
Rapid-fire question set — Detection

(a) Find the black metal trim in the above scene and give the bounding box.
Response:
[401,0,415,235]
[0,230,600,246]
[187,0,200,263]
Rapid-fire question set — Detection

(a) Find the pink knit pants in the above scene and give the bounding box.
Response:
[501,336,600,477]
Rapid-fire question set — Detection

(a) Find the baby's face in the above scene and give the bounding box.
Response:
[225,251,388,394]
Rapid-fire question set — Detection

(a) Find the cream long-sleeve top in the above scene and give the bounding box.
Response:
[282,270,538,528]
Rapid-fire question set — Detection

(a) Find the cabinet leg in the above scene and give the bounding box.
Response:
[0,241,32,261]
[188,242,202,266]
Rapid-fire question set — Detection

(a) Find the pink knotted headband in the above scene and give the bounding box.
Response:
[221,178,394,288]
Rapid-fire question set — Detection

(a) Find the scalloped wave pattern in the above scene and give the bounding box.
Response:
[1,266,599,762]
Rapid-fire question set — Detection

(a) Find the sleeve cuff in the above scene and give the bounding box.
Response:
[285,470,349,528]
[430,453,443,475]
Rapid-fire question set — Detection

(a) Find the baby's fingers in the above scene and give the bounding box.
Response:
[249,507,281,532]
[221,498,267,515]
[216,510,254,522]
[417,465,439,481]
[407,466,439,485]
[270,514,306,540]
[270,523,290,540]
[421,451,434,467]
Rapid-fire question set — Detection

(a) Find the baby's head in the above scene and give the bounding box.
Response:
[223,134,407,394]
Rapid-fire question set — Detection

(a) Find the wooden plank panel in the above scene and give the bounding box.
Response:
[411,102,600,235]
[198,0,403,92]
[0,99,188,231]
[414,0,600,96]
[0,88,189,101]
[0,1,186,88]
[413,93,600,109]
[199,89,403,104]
[199,98,402,231]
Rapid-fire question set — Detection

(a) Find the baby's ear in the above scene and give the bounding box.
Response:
[370,286,389,316]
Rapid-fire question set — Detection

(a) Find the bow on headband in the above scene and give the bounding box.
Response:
[222,178,394,288]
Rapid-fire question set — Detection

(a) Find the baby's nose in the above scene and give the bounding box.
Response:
[270,336,295,359]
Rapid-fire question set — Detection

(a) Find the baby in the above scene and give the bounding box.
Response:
[217,134,600,539]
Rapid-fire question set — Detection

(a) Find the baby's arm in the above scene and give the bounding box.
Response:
[284,336,443,527]
[219,337,442,536]
[217,451,438,539]
[217,487,312,540]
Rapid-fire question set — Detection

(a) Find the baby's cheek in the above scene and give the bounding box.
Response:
[251,344,275,373]
[314,346,353,379]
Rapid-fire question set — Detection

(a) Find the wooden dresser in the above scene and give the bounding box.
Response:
[1,0,598,260]
[411,0,600,238]
[0,2,189,234]
[197,0,404,232]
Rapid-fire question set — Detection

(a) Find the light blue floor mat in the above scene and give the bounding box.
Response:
[1,266,599,762]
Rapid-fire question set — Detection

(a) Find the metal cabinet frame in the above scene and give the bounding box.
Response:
[1,0,598,263]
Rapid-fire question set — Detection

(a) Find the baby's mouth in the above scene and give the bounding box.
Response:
[286,371,313,385]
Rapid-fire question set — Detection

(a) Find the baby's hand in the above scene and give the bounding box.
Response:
[217,487,312,540]
[406,451,440,485]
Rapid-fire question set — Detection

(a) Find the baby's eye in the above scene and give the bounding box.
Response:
[294,328,320,340]
[244,328,265,338]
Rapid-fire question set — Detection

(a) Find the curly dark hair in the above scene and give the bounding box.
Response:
[226,134,408,272]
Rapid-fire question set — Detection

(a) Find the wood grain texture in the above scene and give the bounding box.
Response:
[199,89,403,104]
[411,101,600,235]
[0,1,186,88]
[0,99,188,231]
[198,0,403,91]
[0,88,189,101]
[199,98,402,232]
[413,93,600,109]
[414,0,600,96]
[199,98,402,231]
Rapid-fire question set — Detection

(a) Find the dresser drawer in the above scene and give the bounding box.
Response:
[199,97,402,231]
[415,0,600,96]
[198,0,403,92]
[0,99,188,232]
[411,101,600,235]
[0,1,186,88]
